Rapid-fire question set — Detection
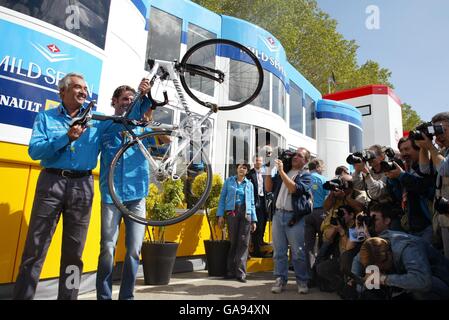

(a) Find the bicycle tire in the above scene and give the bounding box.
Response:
[108,130,213,226]
[179,38,263,111]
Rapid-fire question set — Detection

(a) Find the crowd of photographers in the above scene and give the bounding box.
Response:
[260,111,449,300]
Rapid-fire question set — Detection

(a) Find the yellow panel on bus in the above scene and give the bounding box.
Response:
[0,162,29,283]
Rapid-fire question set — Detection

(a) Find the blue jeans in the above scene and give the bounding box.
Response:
[272,209,309,284]
[96,199,146,300]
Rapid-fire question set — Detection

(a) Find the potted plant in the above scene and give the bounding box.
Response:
[142,179,184,285]
[192,173,230,277]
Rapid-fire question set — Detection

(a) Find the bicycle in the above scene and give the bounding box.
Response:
[72,38,263,226]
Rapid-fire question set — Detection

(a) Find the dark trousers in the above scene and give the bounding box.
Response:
[226,204,251,279]
[13,170,94,300]
[304,207,326,272]
[251,197,267,254]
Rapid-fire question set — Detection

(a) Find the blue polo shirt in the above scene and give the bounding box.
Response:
[28,104,105,170]
[310,171,329,208]
[99,96,152,203]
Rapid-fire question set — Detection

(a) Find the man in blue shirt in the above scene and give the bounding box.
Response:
[96,82,152,300]
[14,73,105,300]
[304,159,329,286]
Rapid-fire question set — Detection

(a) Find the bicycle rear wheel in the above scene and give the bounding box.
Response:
[179,38,263,111]
[108,130,213,226]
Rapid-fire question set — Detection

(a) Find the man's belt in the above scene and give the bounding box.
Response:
[45,168,92,178]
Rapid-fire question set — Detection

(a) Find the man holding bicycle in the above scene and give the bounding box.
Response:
[14,73,105,300]
[96,80,152,300]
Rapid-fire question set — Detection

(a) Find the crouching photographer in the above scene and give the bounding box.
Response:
[266,147,313,294]
[354,233,449,300]
[322,175,367,215]
[315,205,356,292]
[348,145,394,203]
[414,112,449,258]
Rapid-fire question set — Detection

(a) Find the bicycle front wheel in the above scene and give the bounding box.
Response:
[179,38,264,111]
[108,130,213,226]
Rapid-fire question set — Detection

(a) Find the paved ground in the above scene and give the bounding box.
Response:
[78,270,340,300]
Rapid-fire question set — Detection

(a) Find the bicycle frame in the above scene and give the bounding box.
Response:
[72,58,218,181]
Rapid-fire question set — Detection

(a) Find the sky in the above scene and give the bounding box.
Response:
[315,0,449,121]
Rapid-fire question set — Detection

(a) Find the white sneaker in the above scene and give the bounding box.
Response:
[297,282,309,294]
[271,277,286,294]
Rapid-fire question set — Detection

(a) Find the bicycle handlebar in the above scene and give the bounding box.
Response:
[70,100,96,127]
[148,90,168,110]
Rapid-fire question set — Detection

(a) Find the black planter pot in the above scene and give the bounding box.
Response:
[204,240,230,277]
[141,241,179,285]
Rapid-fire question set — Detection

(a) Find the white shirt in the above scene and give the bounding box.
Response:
[255,168,264,196]
[275,169,300,211]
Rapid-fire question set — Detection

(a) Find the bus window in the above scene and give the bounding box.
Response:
[145,7,182,63]
[0,0,111,49]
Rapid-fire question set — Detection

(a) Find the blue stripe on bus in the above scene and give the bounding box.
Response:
[131,0,147,18]
[181,31,188,44]
[316,111,362,128]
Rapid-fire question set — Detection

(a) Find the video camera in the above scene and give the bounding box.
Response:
[278,148,295,173]
[378,146,405,172]
[346,150,377,165]
[409,121,445,141]
[260,146,295,172]
[323,177,352,191]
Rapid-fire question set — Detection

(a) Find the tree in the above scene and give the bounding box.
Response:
[401,103,422,132]
[192,0,394,94]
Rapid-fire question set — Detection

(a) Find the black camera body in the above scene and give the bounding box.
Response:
[330,207,345,226]
[409,122,445,141]
[379,158,405,172]
[323,177,352,191]
[278,149,295,173]
[435,197,449,213]
[356,213,373,227]
[346,150,377,165]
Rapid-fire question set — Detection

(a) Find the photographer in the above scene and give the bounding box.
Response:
[350,145,392,203]
[354,234,449,300]
[266,147,313,294]
[315,205,355,292]
[322,175,367,215]
[415,112,449,258]
[385,137,435,244]
[351,203,395,278]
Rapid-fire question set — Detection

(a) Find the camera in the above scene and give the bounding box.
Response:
[409,122,445,141]
[379,158,405,172]
[378,146,405,172]
[323,177,352,191]
[383,146,396,159]
[330,207,345,226]
[434,197,449,213]
[346,150,377,165]
[278,148,295,173]
[356,213,373,227]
